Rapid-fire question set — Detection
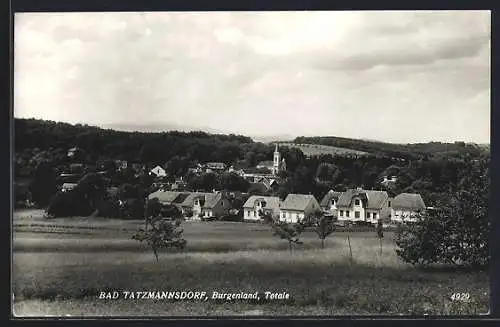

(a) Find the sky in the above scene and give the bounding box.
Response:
[14,11,491,143]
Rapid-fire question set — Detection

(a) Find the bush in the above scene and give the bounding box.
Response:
[46,190,93,218]
[96,199,121,218]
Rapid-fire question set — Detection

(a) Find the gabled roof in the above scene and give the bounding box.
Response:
[320,190,343,207]
[243,196,280,210]
[62,183,78,189]
[249,182,271,193]
[205,162,226,169]
[179,192,223,209]
[281,194,318,211]
[148,190,181,203]
[337,189,389,210]
[392,193,426,210]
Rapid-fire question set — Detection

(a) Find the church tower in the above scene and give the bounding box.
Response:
[273,143,280,175]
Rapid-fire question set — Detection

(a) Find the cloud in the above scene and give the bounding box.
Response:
[14,11,491,143]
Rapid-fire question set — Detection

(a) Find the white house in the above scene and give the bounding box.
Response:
[391,193,426,223]
[336,188,391,224]
[61,183,77,192]
[150,165,167,178]
[279,194,320,223]
[381,175,398,187]
[242,196,281,221]
[319,190,342,217]
[175,192,230,220]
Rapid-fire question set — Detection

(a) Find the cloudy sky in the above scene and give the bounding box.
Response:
[14,11,490,143]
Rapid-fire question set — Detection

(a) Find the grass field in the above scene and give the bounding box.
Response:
[279,143,369,157]
[12,210,490,317]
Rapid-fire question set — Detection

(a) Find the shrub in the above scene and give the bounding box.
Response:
[46,190,93,218]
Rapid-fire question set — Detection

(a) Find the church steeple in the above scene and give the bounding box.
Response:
[273,143,280,175]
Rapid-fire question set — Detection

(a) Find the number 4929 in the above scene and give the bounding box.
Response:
[451,292,470,302]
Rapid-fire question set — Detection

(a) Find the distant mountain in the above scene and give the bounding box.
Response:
[99,123,225,135]
[250,134,296,144]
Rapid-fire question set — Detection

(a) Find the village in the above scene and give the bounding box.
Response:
[39,144,429,226]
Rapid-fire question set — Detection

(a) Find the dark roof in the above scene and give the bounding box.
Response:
[392,193,426,210]
[179,192,223,209]
[337,189,389,210]
[173,193,190,203]
[243,196,280,210]
[249,182,270,193]
[281,194,318,211]
[148,190,182,203]
[320,190,343,207]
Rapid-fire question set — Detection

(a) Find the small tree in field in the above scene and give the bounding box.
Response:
[144,198,162,228]
[376,219,384,255]
[306,210,335,249]
[271,220,305,253]
[132,216,187,262]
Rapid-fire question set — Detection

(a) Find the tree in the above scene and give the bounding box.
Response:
[376,219,384,255]
[144,198,162,228]
[306,210,336,249]
[30,162,58,208]
[132,216,187,262]
[270,220,306,253]
[395,158,489,268]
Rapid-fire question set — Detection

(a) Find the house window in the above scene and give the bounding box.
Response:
[366,212,371,219]
[388,201,391,207]
[355,211,360,218]
[346,211,350,218]
[355,199,360,206]
[282,212,286,218]
[373,213,377,219]
[296,213,299,220]
[247,210,251,217]
[340,210,344,217]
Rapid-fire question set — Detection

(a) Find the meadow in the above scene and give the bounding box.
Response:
[279,143,369,157]
[12,210,489,317]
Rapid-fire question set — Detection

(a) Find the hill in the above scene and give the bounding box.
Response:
[293,136,488,160]
[279,142,368,157]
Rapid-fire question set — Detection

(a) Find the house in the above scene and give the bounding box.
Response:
[204,162,227,173]
[336,188,390,224]
[242,196,281,221]
[279,194,321,223]
[256,161,274,171]
[179,192,230,220]
[248,182,271,195]
[149,166,167,178]
[67,147,79,158]
[148,190,186,206]
[390,193,426,223]
[61,183,78,192]
[381,175,398,187]
[69,163,85,174]
[319,190,342,217]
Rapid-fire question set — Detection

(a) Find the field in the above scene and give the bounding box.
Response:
[279,143,369,157]
[12,210,489,317]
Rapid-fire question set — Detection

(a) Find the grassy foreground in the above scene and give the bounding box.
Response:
[12,211,490,317]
